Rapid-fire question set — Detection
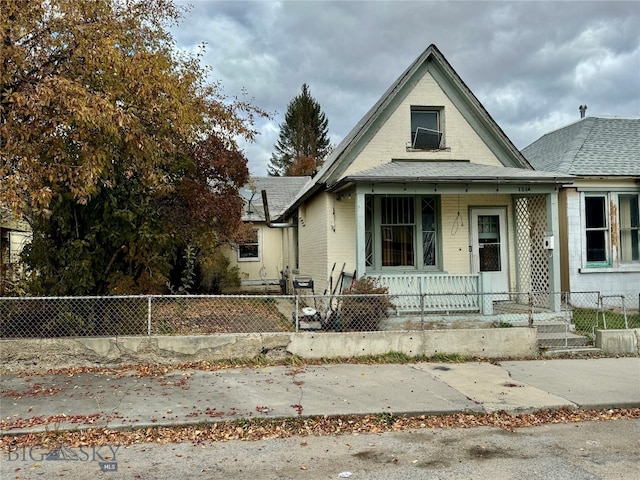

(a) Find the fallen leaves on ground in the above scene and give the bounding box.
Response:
[1,384,64,398]
[1,361,275,380]
[0,412,123,434]
[1,408,638,451]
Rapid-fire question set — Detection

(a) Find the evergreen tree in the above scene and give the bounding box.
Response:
[268,84,330,176]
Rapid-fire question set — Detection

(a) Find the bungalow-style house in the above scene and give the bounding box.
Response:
[523,116,640,309]
[224,176,310,293]
[262,44,573,315]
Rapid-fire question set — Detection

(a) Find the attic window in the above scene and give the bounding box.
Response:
[411,107,443,149]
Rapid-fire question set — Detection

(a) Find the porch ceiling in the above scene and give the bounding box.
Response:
[332,160,574,190]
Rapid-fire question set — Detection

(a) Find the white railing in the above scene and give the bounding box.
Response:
[371,273,481,312]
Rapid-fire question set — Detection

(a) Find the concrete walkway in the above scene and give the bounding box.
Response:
[1,358,639,435]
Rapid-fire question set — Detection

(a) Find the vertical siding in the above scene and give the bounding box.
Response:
[566,189,583,292]
[558,189,570,291]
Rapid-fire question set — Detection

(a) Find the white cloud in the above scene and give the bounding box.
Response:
[173,0,640,172]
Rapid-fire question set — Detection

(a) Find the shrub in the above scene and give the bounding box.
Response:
[198,249,241,293]
[339,277,394,331]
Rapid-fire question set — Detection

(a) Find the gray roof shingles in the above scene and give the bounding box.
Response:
[523,117,640,176]
[340,160,571,184]
[242,176,310,221]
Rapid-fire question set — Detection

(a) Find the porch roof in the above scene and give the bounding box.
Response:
[332,160,574,189]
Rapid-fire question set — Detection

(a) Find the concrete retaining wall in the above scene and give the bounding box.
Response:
[0,328,538,372]
[288,328,537,359]
[596,329,640,355]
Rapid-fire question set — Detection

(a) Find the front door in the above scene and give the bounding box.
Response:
[471,208,509,298]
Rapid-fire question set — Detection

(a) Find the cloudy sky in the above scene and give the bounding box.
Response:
[172,1,640,176]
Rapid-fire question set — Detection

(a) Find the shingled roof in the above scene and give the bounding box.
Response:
[522,116,640,177]
[282,44,533,216]
[242,176,310,222]
[335,160,572,187]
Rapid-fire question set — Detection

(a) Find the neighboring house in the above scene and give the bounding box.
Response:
[265,44,572,314]
[0,209,32,294]
[224,176,310,293]
[523,116,640,309]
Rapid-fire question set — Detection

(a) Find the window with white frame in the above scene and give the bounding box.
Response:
[410,107,443,149]
[619,194,639,263]
[238,228,259,261]
[365,195,440,270]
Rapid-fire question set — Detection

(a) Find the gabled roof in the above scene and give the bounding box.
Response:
[242,176,310,222]
[523,116,640,177]
[284,44,533,215]
[333,160,573,188]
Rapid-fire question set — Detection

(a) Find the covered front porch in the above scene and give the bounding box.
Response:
[331,161,571,315]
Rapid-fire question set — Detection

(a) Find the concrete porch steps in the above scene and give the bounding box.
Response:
[534,321,593,349]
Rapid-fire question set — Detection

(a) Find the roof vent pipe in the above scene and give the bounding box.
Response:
[579,105,587,118]
[261,190,295,228]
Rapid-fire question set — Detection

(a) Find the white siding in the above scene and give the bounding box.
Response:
[328,195,358,290]
[441,194,516,289]
[223,222,284,284]
[342,70,503,179]
[9,231,31,264]
[297,193,330,294]
[565,183,640,308]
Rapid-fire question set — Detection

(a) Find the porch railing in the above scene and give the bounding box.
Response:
[371,273,482,312]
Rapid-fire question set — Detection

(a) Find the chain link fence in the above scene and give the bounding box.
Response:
[1,292,638,345]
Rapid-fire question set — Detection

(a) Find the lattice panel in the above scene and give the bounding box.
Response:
[515,196,550,307]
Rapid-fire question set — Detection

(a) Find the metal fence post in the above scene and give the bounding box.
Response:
[599,295,607,330]
[147,296,152,336]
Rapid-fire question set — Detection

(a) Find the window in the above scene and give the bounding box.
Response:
[422,197,437,266]
[365,196,373,267]
[381,197,415,266]
[238,228,259,261]
[584,195,608,264]
[411,107,442,149]
[365,195,440,270]
[619,194,639,262]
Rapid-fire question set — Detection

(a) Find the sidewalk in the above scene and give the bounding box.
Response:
[1,357,639,435]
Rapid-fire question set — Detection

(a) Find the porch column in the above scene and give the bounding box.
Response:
[355,190,366,280]
[547,191,561,311]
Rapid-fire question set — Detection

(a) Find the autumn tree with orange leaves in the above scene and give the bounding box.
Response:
[1,0,266,294]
